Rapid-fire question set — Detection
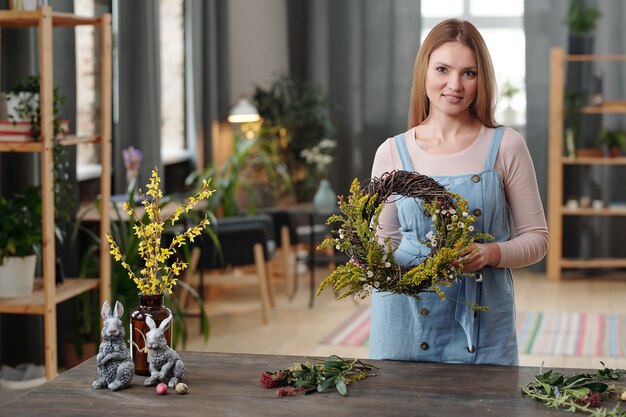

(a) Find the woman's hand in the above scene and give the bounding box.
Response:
[456,243,501,272]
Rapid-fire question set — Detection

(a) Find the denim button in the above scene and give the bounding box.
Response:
[473,208,482,217]
[420,342,429,350]
[467,345,476,353]
[420,308,429,317]
[471,174,481,183]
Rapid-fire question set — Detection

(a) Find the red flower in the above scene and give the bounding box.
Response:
[259,371,288,389]
[575,392,602,408]
[276,386,305,397]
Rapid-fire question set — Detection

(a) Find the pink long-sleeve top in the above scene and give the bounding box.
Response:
[371,125,548,269]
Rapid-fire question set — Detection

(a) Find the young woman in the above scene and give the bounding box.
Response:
[369,18,548,365]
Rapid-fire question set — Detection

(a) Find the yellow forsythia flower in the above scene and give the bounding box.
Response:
[106,167,214,295]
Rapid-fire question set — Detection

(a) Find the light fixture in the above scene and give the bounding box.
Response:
[227,97,261,124]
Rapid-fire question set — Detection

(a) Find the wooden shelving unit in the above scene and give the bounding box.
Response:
[547,47,626,281]
[0,6,112,380]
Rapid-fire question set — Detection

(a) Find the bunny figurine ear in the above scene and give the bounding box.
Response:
[158,315,173,331]
[101,300,111,319]
[113,301,124,319]
[146,315,157,330]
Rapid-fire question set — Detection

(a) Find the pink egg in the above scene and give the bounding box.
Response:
[156,382,168,395]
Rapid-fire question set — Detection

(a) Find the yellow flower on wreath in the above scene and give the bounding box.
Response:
[106,167,214,295]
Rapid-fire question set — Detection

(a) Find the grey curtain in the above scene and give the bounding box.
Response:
[115,0,162,193]
[287,0,421,195]
[186,0,230,170]
[524,1,569,207]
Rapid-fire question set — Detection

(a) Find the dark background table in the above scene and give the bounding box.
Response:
[2,351,619,416]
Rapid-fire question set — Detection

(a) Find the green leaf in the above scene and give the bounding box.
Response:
[581,382,608,393]
[563,387,588,399]
[317,376,336,392]
[335,378,348,396]
[563,374,589,387]
[551,375,565,387]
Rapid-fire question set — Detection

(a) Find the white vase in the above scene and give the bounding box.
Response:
[0,255,37,297]
[313,179,336,212]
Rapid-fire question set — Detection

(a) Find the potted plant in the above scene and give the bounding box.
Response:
[501,80,520,125]
[63,172,213,368]
[563,0,602,38]
[7,75,74,281]
[599,129,626,157]
[0,187,42,297]
[253,74,335,202]
[187,134,291,217]
[106,168,213,374]
[563,0,602,55]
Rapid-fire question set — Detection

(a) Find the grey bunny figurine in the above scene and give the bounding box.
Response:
[92,300,134,391]
[143,315,185,388]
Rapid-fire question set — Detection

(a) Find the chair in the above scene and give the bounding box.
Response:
[180,215,276,324]
[264,206,343,306]
[260,208,298,299]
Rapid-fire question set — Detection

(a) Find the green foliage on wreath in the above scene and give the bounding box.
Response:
[317,172,491,310]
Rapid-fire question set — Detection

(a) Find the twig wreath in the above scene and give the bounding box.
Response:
[317,170,491,310]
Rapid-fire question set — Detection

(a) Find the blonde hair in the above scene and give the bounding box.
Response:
[408,18,498,129]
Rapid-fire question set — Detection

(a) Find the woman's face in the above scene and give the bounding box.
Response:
[425,41,478,117]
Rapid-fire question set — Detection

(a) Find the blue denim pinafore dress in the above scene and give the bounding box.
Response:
[369,127,518,365]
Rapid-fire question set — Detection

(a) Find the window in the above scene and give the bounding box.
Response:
[421,0,526,126]
[75,0,101,181]
[75,0,189,184]
[159,0,189,165]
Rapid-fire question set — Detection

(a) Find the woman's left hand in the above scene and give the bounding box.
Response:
[456,243,501,272]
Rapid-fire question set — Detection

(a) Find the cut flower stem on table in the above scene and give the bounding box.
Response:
[259,355,377,397]
[522,362,626,416]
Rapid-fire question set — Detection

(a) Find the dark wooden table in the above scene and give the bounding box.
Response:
[2,351,616,416]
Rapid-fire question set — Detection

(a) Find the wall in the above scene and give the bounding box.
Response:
[228,0,289,104]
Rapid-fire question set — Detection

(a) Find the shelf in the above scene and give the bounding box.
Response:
[581,101,626,113]
[0,135,101,151]
[562,258,626,269]
[0,140,44,152]
[547,47,626,282]
[561,156,626,165]
[0,6,112,381]
[0,10,101,27]
[562,207,626,216]
[566,54,626,62]
[59,135,101,146]
[0,278,99,315]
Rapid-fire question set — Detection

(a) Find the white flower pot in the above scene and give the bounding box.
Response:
[0,255,37,297]
[5,92,37,122]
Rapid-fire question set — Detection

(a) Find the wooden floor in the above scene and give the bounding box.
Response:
[184,265,626,370]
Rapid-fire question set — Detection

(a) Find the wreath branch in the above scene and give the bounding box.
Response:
[317,170,490,310]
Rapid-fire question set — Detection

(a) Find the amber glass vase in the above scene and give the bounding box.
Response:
[130,294,172,375]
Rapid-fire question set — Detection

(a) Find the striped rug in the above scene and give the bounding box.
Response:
[323,309,626,357]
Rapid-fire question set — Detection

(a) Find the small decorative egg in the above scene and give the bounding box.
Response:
[175,382,188,395]
[156,382,168,395]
